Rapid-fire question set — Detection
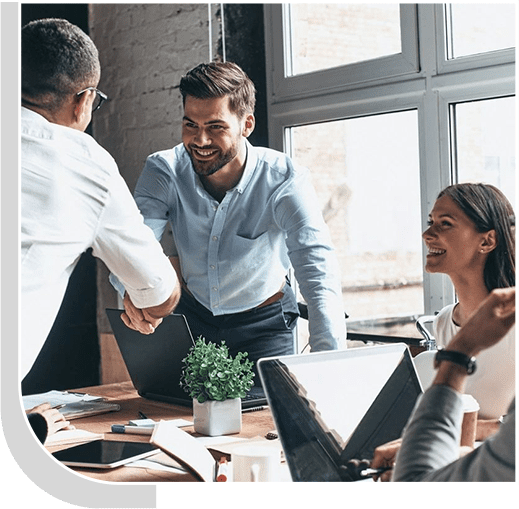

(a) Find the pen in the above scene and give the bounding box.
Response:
[242,406,266,413]
[216,457,228,482]
[111,424,154,435]
[359,466,393,477]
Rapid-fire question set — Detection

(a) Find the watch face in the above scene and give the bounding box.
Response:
[466,358,476,375]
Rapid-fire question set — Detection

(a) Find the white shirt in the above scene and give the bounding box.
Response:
[433,303,515,419]
[21,107,176,378]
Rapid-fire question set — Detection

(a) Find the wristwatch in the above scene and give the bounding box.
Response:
[434,348,477,374]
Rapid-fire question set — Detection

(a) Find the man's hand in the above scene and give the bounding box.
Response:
[26,403,75,437]
[121,293,163,334]
[370,438,401,481]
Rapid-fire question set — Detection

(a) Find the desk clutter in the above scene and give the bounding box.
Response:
[150,421,286,481]
[45,429,104,447]
[35,341,425,482]
[23,390,120,419]
[50,419,287,481]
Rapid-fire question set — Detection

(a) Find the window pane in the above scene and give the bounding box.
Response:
[287,3,401,76]
[454,96,515,206]
[447,4,515,58]
[290,111,424,345]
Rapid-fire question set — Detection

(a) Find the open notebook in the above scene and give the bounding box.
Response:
[258,343,423,481]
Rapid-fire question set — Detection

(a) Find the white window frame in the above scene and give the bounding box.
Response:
[267,4,419,101]
[264,3,515,318]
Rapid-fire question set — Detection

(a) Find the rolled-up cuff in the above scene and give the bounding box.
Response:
[124,271,177,310]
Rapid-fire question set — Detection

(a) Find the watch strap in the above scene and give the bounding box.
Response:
[434,348,477,375]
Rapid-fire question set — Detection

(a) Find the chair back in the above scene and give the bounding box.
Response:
[412,350,437,390]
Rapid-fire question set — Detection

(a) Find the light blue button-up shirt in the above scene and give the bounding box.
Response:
[132,141,346,351]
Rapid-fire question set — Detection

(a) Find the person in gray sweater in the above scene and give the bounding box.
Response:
[371,287,515,481]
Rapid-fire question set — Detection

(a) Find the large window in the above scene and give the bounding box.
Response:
[290,112,423,338]
[446,3,516,59]
[288,3,401,74]
[453,96,516,206]
[264,4,515,346]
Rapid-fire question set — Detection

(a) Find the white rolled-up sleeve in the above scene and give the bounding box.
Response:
[92,172,176,309]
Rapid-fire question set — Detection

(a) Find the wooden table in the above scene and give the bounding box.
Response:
[46,381,277,482]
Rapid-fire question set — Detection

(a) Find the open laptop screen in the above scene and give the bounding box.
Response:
[258,344,422,482]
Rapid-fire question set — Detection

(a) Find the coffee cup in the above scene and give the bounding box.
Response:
[232,444,280,482]
[460,394,479,448]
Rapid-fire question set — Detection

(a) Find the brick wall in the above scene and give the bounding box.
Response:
[88,4,268,338]
[90,3,220,192]
[89,3,220,337]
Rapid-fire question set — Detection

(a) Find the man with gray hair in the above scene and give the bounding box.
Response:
[21,18,181,379]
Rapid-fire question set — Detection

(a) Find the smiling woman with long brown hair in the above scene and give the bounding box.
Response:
[423,183,515,435]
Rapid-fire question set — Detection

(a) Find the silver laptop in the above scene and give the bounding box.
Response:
[258,343,423,481]
[106,309,267,410]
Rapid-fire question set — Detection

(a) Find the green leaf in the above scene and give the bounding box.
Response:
[179,336,255,401]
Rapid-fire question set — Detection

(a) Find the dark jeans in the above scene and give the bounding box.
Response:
[175,282,300,385]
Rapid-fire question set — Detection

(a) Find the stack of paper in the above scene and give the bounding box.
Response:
[23,390,104,408]
[23,390,120,419]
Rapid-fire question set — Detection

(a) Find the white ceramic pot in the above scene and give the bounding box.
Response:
[193,398,242,436]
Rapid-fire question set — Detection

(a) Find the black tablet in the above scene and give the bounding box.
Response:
[52,440,158,469]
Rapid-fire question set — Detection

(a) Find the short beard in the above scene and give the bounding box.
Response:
[187,146,237,177]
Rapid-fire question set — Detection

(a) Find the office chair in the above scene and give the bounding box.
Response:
[415,315,437,351]
[297,302,436,352]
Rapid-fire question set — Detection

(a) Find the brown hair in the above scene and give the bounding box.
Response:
[179,62,256,118]
[438,183,515,291]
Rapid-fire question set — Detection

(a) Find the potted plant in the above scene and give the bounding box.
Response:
[180,337,255,436]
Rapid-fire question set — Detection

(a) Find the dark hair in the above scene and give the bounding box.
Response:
[438,183,515,291]
[22,18,100,112]
[179,61,256,118]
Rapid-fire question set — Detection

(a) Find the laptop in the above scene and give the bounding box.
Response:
[106,309,268,410]
[258,343,423,481]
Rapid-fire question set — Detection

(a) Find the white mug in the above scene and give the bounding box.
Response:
[232,444,280,482]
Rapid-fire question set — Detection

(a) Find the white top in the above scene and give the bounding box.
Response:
[433,303,515,419]
[21,107,176,378]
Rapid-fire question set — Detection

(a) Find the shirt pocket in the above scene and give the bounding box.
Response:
[231,231,272,269]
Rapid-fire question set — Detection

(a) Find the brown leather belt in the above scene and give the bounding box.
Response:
[254,290,284,310]
[182,280,285,312]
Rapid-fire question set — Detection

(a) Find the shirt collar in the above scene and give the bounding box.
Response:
[235,140,256,194]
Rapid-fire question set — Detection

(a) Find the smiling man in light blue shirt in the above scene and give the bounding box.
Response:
[126,62,346,376]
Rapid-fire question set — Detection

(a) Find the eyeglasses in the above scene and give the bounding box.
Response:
[76,87,108,112]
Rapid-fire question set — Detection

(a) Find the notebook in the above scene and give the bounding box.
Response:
[106,309,267,410]
[258,343,423,481]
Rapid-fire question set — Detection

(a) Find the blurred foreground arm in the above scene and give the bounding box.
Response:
[392,288,515,482]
